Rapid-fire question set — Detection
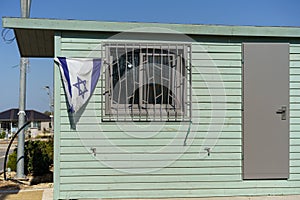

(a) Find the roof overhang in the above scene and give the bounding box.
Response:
[3,17,300,57]
[14,28,54,57]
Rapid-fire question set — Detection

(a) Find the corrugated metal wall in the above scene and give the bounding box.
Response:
[54,31,300,199]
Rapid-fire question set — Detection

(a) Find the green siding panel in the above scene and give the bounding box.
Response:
[58,188,300,199]
[59,181,300,191]
[60,174,241,184]
[53,32,62,200]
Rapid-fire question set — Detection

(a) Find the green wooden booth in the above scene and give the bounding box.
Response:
[3,17,300,199]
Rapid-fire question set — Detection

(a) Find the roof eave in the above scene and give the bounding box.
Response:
[3,17,300,57]
[4,17,300,37]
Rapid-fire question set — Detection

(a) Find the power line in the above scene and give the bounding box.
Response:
[1,28,15,44]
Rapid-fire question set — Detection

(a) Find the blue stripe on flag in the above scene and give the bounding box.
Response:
[91,58,101,93]
[58,57,72,98]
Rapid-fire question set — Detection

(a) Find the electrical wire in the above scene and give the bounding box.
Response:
[1,28,15,44]
[3,121,31,181]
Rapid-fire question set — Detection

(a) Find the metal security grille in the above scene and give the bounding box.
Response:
[102,42,192,121]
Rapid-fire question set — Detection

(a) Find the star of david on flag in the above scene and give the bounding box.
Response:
[55,57,101,113]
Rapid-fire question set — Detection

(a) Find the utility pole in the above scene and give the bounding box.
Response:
[16,0,31,179]
[44,86,54,132]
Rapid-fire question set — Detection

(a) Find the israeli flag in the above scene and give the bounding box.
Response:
[55,57,101,113]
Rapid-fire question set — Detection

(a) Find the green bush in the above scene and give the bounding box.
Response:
[7,139,53,175]
[0,131,6,139]
[7,149,17,171]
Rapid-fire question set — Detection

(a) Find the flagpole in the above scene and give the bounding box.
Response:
[16,0,31,179]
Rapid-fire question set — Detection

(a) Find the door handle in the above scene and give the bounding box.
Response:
[276,106,287,120]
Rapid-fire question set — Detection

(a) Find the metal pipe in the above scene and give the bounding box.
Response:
[16,58,27,179]
[21,0,31,18]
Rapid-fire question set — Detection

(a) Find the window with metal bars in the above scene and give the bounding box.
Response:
[102,43,192,121]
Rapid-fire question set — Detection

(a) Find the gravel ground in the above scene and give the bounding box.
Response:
[0,172,53,192]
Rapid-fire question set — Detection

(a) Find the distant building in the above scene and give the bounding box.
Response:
[0,108,51,137]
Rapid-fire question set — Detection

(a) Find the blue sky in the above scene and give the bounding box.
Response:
[1,0,300,112]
